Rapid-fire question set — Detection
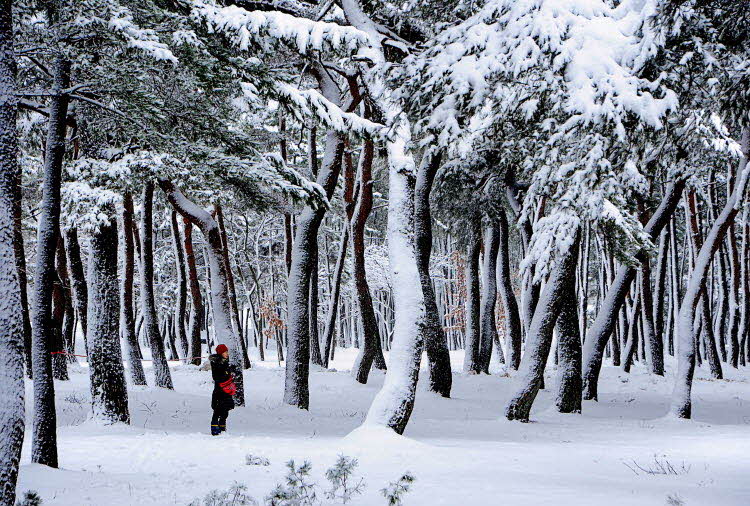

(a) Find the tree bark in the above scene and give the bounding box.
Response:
[283,68,345,409]
[555,264,582,414]
[184,218,204,365]
[506,232,580,421]
[88,215,130,423]
[414,153,452,396]
[0,4,27,497]
[640,257,663,375]
[463,215,482,374]
[31,56,71,468]
[216,205,250,368]
[321,224,348,368]
[140,181,173,389]
[170,209,189,359]
[672,131,750,418]
[158,179,245,405]
[12,152,31,376]
[121,192,146,385]
[498,209,522,370]
[351,137,387,383]
[53,236,71,378]
[65,227,87,348]
[581,180,685,400]
[479,221,500,374]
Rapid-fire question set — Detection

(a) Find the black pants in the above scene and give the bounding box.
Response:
[211,408,228,428]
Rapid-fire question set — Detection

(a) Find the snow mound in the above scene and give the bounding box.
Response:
[341,425,429,455]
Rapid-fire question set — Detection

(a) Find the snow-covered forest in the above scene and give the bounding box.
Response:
[1,0,749,504]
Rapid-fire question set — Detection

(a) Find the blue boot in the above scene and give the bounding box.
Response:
[211,425,221,436]
[219,424,226,433]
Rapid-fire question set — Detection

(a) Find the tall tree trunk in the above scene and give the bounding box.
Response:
[56,236,75,363]
[87,215,129,423]
[581,180,685,400]
[31,56,71,468]
[140,181,173,389]
[158,179,245,405]
[52,237,69,379]
[672,130,750,419]
[351,138,386,383]
[463,215,482,374]
[0,4,27,497]
[506,232,580,422]
[309,242,324,367]
[121,192,146,385]
[170,209,189,359]
[479,221,500,374]
[498,209,522,370]
[183,218,204,365]
[640,257,663,375]
[13,153,31,376]
[555,262,582,414]
[653,227,669,361]
[283,68,344,409]
[414,153,452,396]
[216,205,250,368]
[321,224,348,368]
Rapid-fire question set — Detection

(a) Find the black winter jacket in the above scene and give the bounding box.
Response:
[209,354,235,412]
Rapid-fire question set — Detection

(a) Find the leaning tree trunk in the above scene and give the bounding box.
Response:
[283,68,345,409]
[498,208,522,370]
[672,134,750,419]
[463,215,482,374]
[31,56,70,468]
[158,179,245,405]
[0,4,27,498]
[351,137,387,384]
[140,181,173,389]
[555,260,582,414]
[479,221,500,374]
[87,214,129,423]
[170,209,189,359]
[121,192,146,385]
[581,180,685,400]
[65,227,87,350]
[505,231,580,422]
[414,152,452,396]
[184,218,204,365]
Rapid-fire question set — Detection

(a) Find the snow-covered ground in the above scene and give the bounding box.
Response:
[16,349,750,505]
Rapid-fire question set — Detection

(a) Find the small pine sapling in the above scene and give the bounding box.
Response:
[324,455,365,504]
[15,491,43,506]
[187,483,256,506]
[380,472,415,506]
[265,460,317,506]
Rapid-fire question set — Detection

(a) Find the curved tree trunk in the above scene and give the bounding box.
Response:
[140,181,173,389]
[505,232,580,422]
[0,7,27,498]
[87,215,130,423]
[121,192,146,385]
[31,56,70,468]
[463,215,482,374]
[414,153,452,396]
[672,139,750,418]
[183,219,204,365]
[158,179,246,405]
[479,221,500,374]
[283,67,345,409]
[581,180,685,400]
[351,138,386,383]
[498,209,522,370]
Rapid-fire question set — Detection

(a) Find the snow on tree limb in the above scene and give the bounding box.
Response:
[191,0,371,55]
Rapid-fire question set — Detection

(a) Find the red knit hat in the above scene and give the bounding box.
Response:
[216,344,228,354]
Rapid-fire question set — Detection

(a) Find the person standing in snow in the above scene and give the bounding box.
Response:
[210,344,236,435]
